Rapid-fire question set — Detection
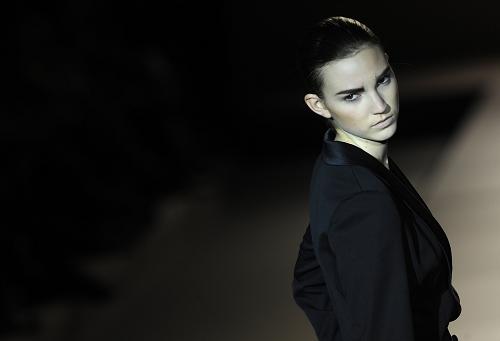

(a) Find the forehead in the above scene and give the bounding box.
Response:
[320,46,388,92]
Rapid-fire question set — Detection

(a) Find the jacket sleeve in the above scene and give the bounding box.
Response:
[292,224,340,340]
[323,190,415,341]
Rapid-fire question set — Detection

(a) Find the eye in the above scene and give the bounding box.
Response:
[378,74,391,86]
[343,93,360,102]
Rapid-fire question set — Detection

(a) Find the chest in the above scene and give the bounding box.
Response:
[398,202,448,292]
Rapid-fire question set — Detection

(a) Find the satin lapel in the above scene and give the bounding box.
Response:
[321,129,452,284]
[388,158,453,270]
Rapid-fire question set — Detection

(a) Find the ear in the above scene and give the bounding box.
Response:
[304,94,333,119]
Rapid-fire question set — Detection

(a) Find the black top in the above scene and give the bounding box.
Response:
[292,128,461,341]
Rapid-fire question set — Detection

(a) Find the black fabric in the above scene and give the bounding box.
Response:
[292,128,461,341]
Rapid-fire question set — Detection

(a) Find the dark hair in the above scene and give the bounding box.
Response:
[298,16,384,98]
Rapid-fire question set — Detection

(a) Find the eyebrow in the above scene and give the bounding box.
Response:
[335,66,391,95]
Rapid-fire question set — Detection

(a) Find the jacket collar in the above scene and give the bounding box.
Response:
[321,128,453,283]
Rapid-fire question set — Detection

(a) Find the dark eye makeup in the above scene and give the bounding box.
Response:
[342,72,392,102]
[377,73,392,85]
[343,93,361,102]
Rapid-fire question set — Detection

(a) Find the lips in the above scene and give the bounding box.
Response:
[373,115,393,127]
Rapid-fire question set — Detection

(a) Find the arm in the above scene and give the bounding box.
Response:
[324,191,415,341]
[292,224,340,340]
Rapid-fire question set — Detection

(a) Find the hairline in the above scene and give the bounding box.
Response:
[313,42,384,99]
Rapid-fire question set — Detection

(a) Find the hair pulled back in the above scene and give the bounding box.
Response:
[298,16,384,98]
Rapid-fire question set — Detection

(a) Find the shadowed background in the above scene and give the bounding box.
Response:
[3,1,499,340]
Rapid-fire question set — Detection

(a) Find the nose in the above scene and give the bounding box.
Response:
[371,90,388,114]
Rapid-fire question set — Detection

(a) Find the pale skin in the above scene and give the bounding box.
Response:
[304,44,399,170]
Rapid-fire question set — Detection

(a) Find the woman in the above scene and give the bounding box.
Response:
[292,17,461,341]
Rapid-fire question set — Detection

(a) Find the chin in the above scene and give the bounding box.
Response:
[382,123,398,140]
[372,122,398,142]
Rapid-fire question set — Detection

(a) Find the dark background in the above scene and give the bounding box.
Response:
[3,1,494,337]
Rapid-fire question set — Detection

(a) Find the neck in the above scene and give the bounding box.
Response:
[334,129,390,169]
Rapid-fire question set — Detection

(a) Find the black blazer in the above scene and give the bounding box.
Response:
[292,128,461,341]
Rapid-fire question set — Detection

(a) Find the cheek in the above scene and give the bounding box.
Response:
[385,84,399,106]
[334,106,370,130]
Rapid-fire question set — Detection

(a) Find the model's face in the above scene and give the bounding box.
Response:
[312,45,399,142]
